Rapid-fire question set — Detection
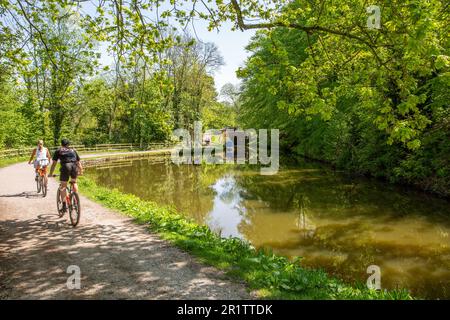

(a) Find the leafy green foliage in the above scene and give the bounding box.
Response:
[0,68,32,148]
[202,101,237,129]
[238,1,450,196]
[0,2,223,148]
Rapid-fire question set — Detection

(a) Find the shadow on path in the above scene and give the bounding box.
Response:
[0,191,44,199]
[0,215,249,299]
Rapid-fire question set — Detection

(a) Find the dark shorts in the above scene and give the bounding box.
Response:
[60,162,78,182]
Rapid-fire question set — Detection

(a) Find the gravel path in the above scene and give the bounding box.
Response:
[0,159,251,299]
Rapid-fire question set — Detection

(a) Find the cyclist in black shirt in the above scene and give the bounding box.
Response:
[49,139,83,212]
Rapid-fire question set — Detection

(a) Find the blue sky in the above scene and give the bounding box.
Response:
[189,21,256,92]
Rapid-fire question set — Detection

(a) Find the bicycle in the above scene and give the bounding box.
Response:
[55,177,81,227]
[35,160,49,197]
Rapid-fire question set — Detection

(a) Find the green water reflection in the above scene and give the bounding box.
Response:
[84,155,450,299]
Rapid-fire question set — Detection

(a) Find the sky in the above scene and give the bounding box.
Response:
[189,21,256,92]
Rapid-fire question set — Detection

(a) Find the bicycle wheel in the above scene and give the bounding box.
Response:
[69,192,80,227]
[36,175,41,193]
[42,176,47,197]
[56,188,65,217]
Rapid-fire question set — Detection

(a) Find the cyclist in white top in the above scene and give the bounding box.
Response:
[28,140,51,181]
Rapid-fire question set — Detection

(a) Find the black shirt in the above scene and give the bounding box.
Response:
[52,147,80,163]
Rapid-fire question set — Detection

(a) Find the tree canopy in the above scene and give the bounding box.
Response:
[0,0,448,193]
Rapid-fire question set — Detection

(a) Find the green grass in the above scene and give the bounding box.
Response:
[78,176,412,300]
[0,156,28,168]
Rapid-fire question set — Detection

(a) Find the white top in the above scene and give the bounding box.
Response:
[36,147,48,161]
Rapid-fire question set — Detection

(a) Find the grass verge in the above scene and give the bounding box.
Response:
[78,176,412,300]
[0,156,28,168]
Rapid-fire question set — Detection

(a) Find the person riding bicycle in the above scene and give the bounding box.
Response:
[49,139,83,212]
[28,140,51,181]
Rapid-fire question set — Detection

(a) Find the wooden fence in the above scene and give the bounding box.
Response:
[0,143,174,159]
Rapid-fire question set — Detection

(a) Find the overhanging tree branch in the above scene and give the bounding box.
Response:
[229,0,386,67]
[16,0,60,70]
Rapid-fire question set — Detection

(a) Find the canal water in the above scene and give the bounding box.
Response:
[84,155,450,298]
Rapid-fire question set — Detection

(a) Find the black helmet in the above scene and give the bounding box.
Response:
[61,138,70,147]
